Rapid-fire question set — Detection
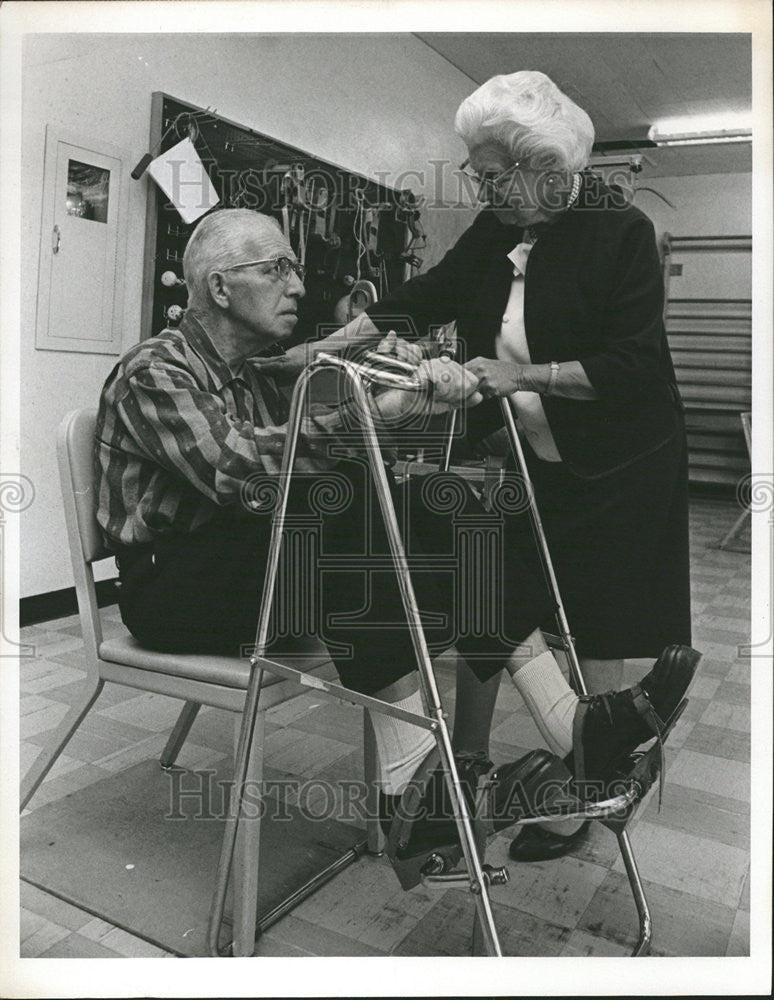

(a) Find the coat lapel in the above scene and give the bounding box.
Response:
[465,252,514,360]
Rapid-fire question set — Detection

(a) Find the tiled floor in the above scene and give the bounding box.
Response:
[19,498,751,958]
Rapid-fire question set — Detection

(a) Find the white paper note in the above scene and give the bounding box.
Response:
[147,136,219,223]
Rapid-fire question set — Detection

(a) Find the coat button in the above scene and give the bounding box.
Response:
[502,316,509,323]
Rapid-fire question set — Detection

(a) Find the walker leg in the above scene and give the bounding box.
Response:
[436,724,502,956]
[231,707,265,956]
[617,829,653,956]
[470,804,494,956]
[499,394,667,957]
[366,455,502,951]
[498,398,587,695]
[160,700,201,770]
[207,661,266,956]
[334,360,503,955]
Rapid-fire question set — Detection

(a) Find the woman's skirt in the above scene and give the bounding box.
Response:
[504,427,692,660]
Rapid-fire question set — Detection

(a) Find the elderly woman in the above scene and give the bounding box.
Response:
[256,71,693,862]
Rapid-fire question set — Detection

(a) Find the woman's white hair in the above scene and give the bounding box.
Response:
[183,208,284,307]
[454,71,595,173]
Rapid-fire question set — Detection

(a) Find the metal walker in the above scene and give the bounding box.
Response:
[206,348,686,957]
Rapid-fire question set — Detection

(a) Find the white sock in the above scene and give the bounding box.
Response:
[511,650,578,757]
[368,690,435,795]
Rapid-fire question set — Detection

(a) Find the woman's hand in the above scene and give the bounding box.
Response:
[376,330,424,365]
[465,357,523,397]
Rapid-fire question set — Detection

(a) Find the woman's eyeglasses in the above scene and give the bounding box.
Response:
[458,159,524,190]
[223,256,306,283]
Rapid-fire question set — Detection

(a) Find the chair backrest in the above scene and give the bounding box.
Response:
[56,408,108,656]
[57,408,109,563]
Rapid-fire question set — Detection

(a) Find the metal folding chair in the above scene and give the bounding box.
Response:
[27,408,384,958]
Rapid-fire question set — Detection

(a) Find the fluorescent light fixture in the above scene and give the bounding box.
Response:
[648,112,751,146]
[652,134,751,147]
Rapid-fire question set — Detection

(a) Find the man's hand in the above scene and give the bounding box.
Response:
[465,358,523,398]
[420,357,483,408]
[376,330,424,365]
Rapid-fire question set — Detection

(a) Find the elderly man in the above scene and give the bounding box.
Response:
[96,209,697,882]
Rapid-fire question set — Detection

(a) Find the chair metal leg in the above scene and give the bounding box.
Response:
[617,829,653,956]
[363,710,386,856]
[160,700,201,770]
[231,707,265,957]
[20,675,105,811]
[718,411,751,551]
[718,507,750,550]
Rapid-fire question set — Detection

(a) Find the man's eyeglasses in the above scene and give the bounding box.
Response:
[458,159,524,190]
[223,256,306,283]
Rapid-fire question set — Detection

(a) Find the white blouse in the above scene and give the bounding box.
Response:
[494,242,562,462]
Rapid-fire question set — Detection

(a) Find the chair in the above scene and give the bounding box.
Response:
[718,411,752,551]
[21,408,384,956]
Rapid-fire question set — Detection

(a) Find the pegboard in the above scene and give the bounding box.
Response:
[140,93,425,345]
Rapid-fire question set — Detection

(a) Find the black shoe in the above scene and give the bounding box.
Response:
[485,750,575,833]
[571,644,701,790]
[382,748,573,890]
[508,820,590,863]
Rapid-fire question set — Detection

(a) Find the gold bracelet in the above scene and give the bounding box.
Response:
[544,361,560,397]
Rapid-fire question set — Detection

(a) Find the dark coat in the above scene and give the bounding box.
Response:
[367,173,684,478]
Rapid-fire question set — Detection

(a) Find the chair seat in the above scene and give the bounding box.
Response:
[99,633,337,690]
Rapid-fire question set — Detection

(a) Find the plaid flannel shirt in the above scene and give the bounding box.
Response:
[94,311,358,547]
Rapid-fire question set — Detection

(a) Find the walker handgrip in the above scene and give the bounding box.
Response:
[364,350,421,375]
[314,352,423,391]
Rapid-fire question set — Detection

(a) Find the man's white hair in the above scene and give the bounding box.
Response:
[183,208,284,308]
[454,71,595,173]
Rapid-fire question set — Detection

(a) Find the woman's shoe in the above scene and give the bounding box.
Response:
[508,821,590,862]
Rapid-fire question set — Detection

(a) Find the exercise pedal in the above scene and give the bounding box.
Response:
[422,862,510,889]
[598,696,689,833]
[384,748,574,891]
